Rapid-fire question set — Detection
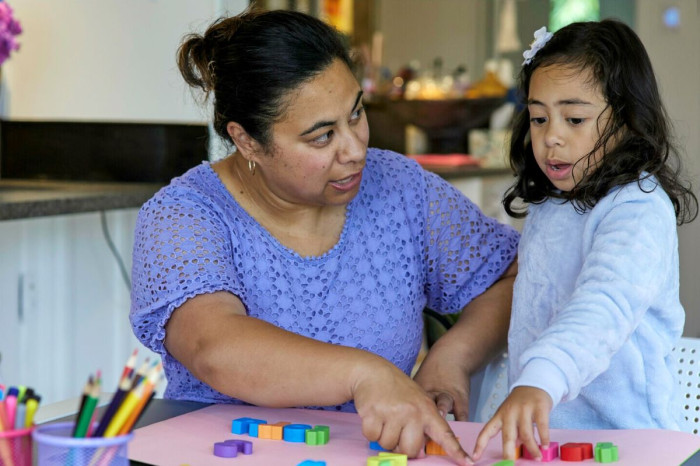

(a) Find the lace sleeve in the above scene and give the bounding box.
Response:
[129,186,241,355]
[423,171,519,314]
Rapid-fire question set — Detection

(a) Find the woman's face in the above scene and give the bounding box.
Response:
[528,64,612,192]
[257,59,369,207]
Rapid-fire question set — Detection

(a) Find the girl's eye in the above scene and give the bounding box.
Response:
[567,117,585,125]
[312,130,333,144]
[530,117,547,126]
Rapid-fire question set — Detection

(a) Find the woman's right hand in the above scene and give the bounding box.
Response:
[352,360,473,465]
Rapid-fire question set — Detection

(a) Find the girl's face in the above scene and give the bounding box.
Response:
[258,59,369,207]
[528,64,613,192]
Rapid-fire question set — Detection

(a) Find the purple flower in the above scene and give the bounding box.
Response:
[0,1,21,66]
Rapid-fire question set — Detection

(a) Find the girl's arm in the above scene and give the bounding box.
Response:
[414,258,517,421]
[165,290,472,464]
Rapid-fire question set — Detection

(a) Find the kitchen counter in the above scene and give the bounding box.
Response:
[0,164,512,221]
[0,179,163,220]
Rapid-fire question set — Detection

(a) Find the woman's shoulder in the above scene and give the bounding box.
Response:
[144,162,223,208]
[363,148,428,192]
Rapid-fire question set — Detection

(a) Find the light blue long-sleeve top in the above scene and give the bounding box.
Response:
[508,175,686,430]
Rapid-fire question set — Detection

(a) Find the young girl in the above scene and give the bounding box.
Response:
[472,19,698,461]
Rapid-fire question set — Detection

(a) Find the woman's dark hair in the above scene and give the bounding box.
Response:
[177,7,353,149]
[503,19,697,224]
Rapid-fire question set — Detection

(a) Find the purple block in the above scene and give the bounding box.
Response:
[214,442,239,458]
[224,439,253,455]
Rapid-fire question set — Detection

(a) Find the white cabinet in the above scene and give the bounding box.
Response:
[0,209,156,405]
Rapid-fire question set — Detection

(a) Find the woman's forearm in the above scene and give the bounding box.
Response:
[164,291,391,407]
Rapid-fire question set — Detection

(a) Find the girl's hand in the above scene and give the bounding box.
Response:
[472,386,553,461]
[352,360,473,465]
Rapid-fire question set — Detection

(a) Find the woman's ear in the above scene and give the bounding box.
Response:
[227,122,259,157]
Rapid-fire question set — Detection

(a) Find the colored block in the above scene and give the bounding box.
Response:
[367,452,408,466]
[248,420,266,437]
[425,439,447,456]
[594,442,619,463]
[231,417,266,435]
[369,441,388,451]
[522,442,559,462]
[258,421,291,440]
[213,439,253,457]
[492,461,515,466]
[284,424,312,443]
[514,444,522,459]
[296,461,326,466]
[561,442,594,461]
[305,425,330,445]
[223,439,253,455]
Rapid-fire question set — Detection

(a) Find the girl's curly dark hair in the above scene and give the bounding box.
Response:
[503,19,697,225]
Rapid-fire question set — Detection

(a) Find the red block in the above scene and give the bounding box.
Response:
[561,442,594,461]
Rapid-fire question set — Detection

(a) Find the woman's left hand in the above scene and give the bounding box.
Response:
[414,343,472,421]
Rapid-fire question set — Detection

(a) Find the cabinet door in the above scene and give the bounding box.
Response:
[0,220,25,387]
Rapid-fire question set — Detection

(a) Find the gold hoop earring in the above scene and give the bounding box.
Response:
[248,160,256,176]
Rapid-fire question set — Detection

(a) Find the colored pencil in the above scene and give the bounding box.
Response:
[129,357,150,390]
[118,364,163,435]
[119,349,138,384]
[92,374,131,437]
[74,379,100,438]
[72,376,93,436]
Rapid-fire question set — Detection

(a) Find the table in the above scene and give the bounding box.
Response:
[128,402,700,466]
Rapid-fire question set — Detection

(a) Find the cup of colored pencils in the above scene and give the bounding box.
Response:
[0,385,41,466]
[31,349,163,466]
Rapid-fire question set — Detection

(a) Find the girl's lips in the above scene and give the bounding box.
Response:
[329,172,362,192]
[545,162,573,180]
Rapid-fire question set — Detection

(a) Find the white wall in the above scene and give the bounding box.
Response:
[637,1,700,337]
[3,0,247,122]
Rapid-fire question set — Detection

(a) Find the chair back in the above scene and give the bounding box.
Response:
[673,337,700,434]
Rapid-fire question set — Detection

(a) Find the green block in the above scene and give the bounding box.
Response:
[594,442,619,462]
[492,461,515,466]
[366,452,408,466]
[305,425,330,445]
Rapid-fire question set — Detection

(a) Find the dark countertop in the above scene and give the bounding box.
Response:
[0,179,163,221]
[0,165,512,221]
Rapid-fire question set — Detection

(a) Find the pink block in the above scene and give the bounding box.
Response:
[522,441,559,462]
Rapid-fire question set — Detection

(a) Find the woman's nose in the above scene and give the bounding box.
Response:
[338,128,367,164]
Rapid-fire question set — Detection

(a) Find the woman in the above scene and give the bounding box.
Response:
[129,7,518,462]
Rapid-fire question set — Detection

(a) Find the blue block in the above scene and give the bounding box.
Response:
[283,424,312,442]
[369,441,388,451]
[231,417,267,435]
[296,461,326,466]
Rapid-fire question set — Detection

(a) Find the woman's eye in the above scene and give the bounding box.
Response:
[568,117,585,125]
[313,130,333,144]
[350,107,364,122]
[530,117,547,126]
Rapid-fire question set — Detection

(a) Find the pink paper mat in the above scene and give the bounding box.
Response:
[129,404,700,465]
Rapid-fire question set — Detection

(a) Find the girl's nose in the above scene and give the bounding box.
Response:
[544,123,564,147]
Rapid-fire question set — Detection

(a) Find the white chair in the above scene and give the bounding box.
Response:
[471,338,700,433]
[673,336,700,434]
[469,351,509,423]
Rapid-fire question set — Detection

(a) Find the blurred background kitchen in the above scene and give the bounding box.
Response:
[0,0,698,408]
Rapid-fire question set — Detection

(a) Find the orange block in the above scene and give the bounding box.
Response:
[425,438,460,456]
[514,444,522,459]
[258,421,291,440]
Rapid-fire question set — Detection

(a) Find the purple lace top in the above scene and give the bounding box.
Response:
[130,148,519,411]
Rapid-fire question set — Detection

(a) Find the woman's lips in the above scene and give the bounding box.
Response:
[329,172,362,192]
